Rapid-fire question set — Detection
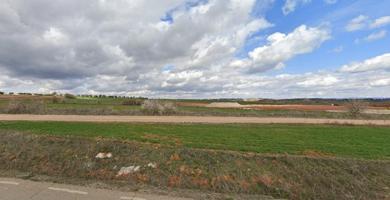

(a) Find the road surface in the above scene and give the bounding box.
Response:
[0,177,191,200]
[0,114,389,125]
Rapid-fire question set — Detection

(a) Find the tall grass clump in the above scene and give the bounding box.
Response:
[6,100,47,114]
[64,93,76,99]
[122,99,144,106]
[141,100,177,115]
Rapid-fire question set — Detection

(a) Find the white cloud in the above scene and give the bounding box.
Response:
[297,74,339,87]
[282,0,311,15]
[370,16,390,29]
[231,25,330,73]
[340,53,390,73]
[345,15,368,32]
[346,15,390,32]
[43,27,68,45]
[1,0,389,98]
[364,30,387,42]
[370,78,390,87]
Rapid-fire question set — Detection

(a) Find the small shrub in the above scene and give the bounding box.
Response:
[345,100,367,118]
[122,99,144,106]
[0,91,4,95]
[6,100,47,114]
[52,97,64,103]
[141,100,177,115]
[64,93,76,99]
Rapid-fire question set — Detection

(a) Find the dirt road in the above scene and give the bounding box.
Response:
[0,114,389,125]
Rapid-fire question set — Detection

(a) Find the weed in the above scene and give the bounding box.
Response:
[141,100,177,115]
[6,100,46,114]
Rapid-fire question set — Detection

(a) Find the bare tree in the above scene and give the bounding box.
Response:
[345,100,367,118]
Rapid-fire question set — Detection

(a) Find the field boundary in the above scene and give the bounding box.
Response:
[0,114,389,125]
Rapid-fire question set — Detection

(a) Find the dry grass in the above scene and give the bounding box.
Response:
[5,100,47,114]
[141,100,177,115]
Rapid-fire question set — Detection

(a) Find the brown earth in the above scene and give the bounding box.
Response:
[0,114,390,125]
[247,104,346,111]
[181,102,389,112]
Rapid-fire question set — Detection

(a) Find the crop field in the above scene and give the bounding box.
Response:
[1,121,389,159]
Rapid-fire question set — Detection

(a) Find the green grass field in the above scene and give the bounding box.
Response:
[1,121,389,159]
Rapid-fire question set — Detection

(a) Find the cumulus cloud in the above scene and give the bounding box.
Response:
[0,0,336,98]
[282,0,311,15]
[2,0,388,98]
[0,0,268,77]
[231,25,330,73]
[340,53,390,73]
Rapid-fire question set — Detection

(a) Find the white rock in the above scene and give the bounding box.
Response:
[146,162,157,168]
[117,166,141,176]
[95,152,113,159]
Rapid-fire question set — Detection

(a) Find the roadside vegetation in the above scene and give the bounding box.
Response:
[0,131,388,200]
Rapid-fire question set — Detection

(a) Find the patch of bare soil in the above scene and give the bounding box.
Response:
[176,102,209,107]
[0,131,389,200]
[247,104,346,111]
[206,102,243,108]
[204,102,390,113]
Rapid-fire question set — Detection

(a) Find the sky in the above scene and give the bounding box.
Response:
[0,0,390,99]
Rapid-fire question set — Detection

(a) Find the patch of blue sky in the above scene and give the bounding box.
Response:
[162,65,175,72]
[161,0,209,23]
[239,0,390,74]
[282,28,390,74]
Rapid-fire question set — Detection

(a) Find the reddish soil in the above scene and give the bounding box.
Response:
[176,102,209,107]
[247,104,347,111]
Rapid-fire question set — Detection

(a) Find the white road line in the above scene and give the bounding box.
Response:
[120,196,146,200]
[48,187,88,195]
[0,181,19,185]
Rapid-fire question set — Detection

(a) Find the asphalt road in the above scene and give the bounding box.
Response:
[0,177,191,200]
[0,114,389,125]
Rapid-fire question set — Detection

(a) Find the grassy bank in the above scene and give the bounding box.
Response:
[0,132,389,200]
[1,121,389,159]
